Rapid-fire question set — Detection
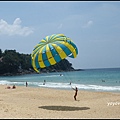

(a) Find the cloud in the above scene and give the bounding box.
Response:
[82,20,93,28]
[0,18,34,36]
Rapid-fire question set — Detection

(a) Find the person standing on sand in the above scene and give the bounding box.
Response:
[72,86,78,101]
[26,81,28,87]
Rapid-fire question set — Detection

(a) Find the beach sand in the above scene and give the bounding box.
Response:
[0,85,120,119]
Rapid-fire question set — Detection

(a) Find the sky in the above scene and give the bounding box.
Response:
[0,1,120,69]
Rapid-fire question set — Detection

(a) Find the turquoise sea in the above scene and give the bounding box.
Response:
[0,68,120,92]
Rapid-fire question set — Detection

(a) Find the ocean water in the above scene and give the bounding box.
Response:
[0,68,120,92]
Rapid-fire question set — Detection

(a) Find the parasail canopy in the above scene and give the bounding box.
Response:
[31,33,78,73]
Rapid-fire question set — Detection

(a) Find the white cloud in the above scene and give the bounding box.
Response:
[0,18,34,36]
[13,18,21,25]
[82,20,93,28]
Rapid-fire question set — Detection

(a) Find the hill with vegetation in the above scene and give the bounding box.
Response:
[0,49,80,76]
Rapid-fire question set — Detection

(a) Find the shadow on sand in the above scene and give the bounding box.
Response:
[38,105,90,111]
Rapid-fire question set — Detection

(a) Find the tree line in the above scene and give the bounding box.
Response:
[0,49,75,76]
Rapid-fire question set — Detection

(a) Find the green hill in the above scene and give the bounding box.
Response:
[0,49,76,76]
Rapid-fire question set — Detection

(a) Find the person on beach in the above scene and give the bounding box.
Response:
[26,81,28,87]
[43,80,46,85]
[5,85,16,89]
[72,86,78,101]
[12,85,16,89]
[5,86,11,89]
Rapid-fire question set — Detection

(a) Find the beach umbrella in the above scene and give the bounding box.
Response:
[31,33,78,73]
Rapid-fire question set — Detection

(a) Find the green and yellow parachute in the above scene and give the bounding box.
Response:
[31,33,78,73]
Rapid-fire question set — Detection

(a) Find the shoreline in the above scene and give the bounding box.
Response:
[2,83,120,93]
[0,85,120,118]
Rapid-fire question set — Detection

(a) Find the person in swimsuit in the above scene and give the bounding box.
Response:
[12,85,16,89]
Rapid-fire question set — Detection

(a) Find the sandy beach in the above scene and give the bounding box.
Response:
[0,85,120,119]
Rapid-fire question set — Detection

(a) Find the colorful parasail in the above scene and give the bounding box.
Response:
[31,33,78,73]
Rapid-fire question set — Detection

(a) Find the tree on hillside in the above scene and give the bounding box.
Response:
[0,49,75,75]
[0,49,2,58]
